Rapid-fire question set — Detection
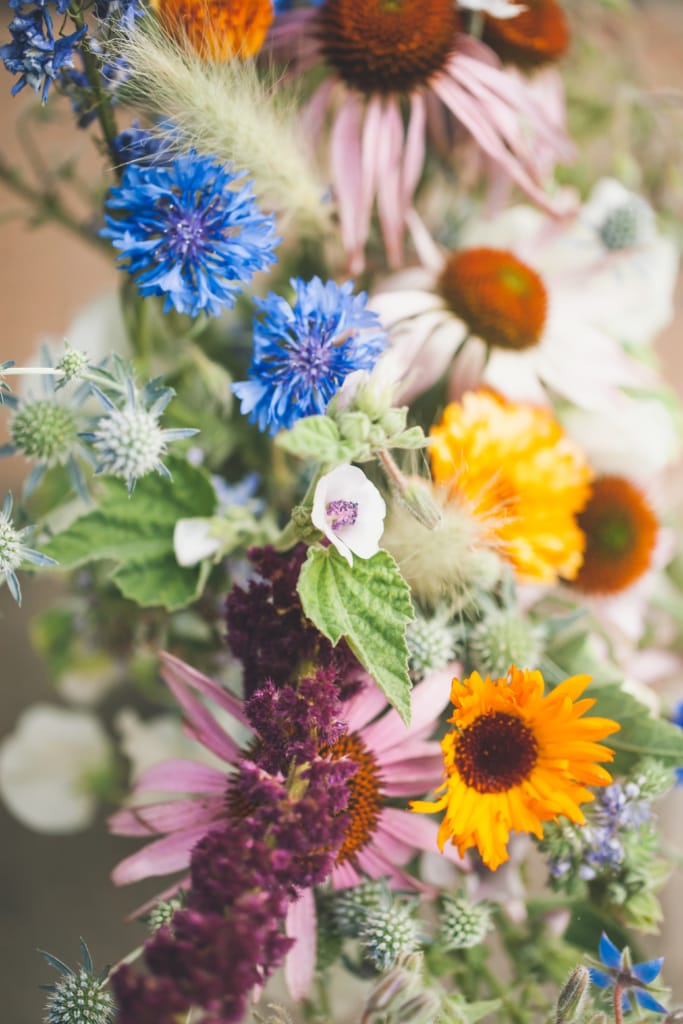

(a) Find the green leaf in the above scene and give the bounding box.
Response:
[589,683,683,773]
[277,416,345,461]
[387,425,428,450]
[42,459,216,610]
[442,996,501,1024]
[297,545,414,723]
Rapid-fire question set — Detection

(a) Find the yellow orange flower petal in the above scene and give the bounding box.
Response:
[430,390,593,584]
[412,666,619,871]
[151,0,274,61]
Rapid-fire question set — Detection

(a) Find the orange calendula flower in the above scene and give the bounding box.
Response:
[412,666,620,871]
[151,0,273,61]
[430,390,593,584]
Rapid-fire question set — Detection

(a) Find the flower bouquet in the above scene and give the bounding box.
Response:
[1,0,683,1022]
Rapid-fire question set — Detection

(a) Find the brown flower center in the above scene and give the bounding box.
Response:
[152,0,273,61]
[454,711,538,793]
[325,732,384,863]
[571,475,658,596]
[438,247,548,351]
[482,0,570,70]
[316,0,459,95]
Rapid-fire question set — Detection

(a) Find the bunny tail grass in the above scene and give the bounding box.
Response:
[110,18,330,236]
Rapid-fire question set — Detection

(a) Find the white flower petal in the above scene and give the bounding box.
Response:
[311,465,387,565]
[174,518,223,567]
[0,704,112,833]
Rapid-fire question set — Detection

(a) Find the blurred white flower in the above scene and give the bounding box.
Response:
[0,704,112,833]
[311,465,386,566]
[559,395,681,483]
[174,518,223,567]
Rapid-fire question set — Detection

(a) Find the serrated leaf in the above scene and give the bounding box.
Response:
[589,683,683,773]
[297,545,414,722]
[42,459,216,610]
[276,416,342,459]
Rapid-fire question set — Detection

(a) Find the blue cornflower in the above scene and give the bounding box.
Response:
[233,277,387,435]
[0,493,57,605]
[1,8,86,104]
[113,123,173,169]
[94,0,144,28]
[102,151,279,318]
[589,932,667,1015]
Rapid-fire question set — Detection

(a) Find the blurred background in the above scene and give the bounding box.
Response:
[1,2,682,1020]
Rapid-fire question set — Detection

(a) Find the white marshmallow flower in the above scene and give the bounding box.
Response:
[0,704,113,833]
[311,465,386,566]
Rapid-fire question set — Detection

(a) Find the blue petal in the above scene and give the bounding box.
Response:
[599,932,623,971]
[632,958,664,985]
[589,969,612,990]
[634,990,668,1014]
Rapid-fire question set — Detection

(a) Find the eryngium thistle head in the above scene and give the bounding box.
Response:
[468,607,545,677]
[361,903,420,972]
[598,201,651,251]
[11,399,79,466]
[45,971,116,1024]
[438,894,492,950]
[406,610,464,680]
[330,879,388,937]
[146,893,185,933]
[92,405,166,481]
[56,347,90,384]
[41,943,116,1024]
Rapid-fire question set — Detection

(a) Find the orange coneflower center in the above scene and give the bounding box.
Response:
[571,475,658,596]
[454,711,538,793]
[316,0,459,95]
[482,0,569,69]
[152,0,274,61]
[438,248,547,351]
[326,732,384,863]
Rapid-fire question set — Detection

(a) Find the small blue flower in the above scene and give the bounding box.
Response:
[113,122,173,169]
[62,48,129,128]
[589,932,667,1015]
[94,0,144,28]
[1,7,86,104]
[102,151,279,317]
[673,701,683,784]
[9,1,73,13]
[233,277,387,435]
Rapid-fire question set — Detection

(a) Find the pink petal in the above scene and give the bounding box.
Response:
[381,754,444,797]
[363,664,456,755]
[380,808,469,868]
[375,96,407,268]
[342,680,389,733]
[402,93,427,207]
[111,824,211,885]
[330,93,367,272]
[331,860,361,890]
[356,844,431,892]
[160,652,248,723]
[133,759,228,796]
[160,673,241,763]
[109,797,222,837]
[285,889,317,1001]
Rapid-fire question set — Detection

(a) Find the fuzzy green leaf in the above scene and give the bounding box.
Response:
[387,425,428,450]
[589,682,683,773]
[42,459,216,610]
[276,416,352,462]
[297,545,414,722]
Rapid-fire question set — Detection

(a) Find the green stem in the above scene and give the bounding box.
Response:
[479,963,528,1024]
[0,156,109,251]
[69,5,122,175]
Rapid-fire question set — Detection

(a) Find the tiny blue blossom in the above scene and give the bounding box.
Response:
[9,1,73,12]
[1,7,86,104]
[0,493,57,605]
[233,277,387,435]
[673,701,683,784]
[589,933,667,1015]
[94,0,144,28]
[113,123,172,169]
[62,48,129,128]
[101,151,279,317]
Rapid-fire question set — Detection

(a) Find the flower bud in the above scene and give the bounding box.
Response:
[556,966,590,1024]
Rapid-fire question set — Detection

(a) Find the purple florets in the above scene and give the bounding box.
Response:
[226,544,363,698]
